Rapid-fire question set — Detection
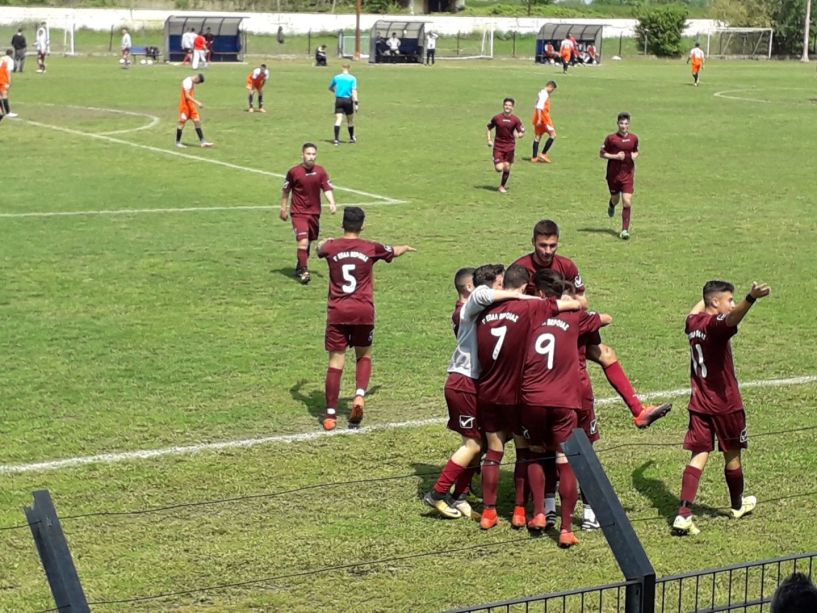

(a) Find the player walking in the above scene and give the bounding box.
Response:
[280,143,337,284]
[672,280,771,536]
[175,74,213,149]
[329,64,358,145]
[35,22,48,73]
[120,28,132,67]
[317,207,415,431]
[531,81,557,164]
[486,97,524,194]
[687,42,705,87]
[246,64,270,112]
[0,50,15,121]
[600,112,639,240]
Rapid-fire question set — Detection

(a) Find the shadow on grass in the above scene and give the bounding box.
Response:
[289,379,380,425]
[631,460,725,525]
[271,267,324,283]
[576,227,620,238]
[475,184,502,192]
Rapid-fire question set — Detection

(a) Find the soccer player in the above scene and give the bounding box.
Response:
[531,80,557,164]
[476,264,582,530]
[317,207,415,431]
[204,27,215,62]
[246,64,270,113]
[519,269,611,547]
[181,27,196,65]
[687,42,705,87]
[600,112,639,240]
[175,74,213,149]
[486,97,525,194]
[0,50,15,122]
[192,31,208,70]
[35,22,48,73]
[120,28,132,68]
[672,280,771,536]
[559,36,573,73]
[451,267,475,337]
[280,143,337,284]
[329,64,358,145]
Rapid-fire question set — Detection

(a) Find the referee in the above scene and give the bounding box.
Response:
[328,63,358,145]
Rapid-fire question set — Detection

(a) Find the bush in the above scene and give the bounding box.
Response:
[635,4,689,57]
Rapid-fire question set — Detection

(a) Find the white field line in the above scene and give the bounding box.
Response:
[1,374,815,475]
[16,115,406,205]
[0,202,386,219]
[713,89,770,104]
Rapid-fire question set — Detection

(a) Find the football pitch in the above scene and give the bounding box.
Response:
[2,56,817,612]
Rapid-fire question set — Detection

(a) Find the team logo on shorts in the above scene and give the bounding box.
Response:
[521,427,530,440]
[739,428,748,444]
[459,415,475,430]
[590,419,598,435]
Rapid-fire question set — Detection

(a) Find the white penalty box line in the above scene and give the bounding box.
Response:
[1,374,815,475]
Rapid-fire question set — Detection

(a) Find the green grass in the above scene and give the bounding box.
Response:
[1,56,817,612]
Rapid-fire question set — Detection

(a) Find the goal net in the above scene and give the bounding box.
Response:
[436,26,494,60]
[706,28,773,59]
[339,33,371,60]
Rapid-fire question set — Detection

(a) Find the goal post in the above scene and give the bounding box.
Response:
[436,25,494,60]
[339,32,370,59]
[705,28,774,59]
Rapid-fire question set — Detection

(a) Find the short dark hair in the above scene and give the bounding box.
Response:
[533,219,560,239]
[260,63,267,69]
[473,264,505,288]
[546,80,558,89]
[534,269,565,298]
[302,142,317,152]
[197,73,205,84]
[454,267,475,293]
[503,97,515,105]
[617,112,631,122]
[702,280,735,306]
[342,206,365,232]
[5,49,12,57]
[771,572,817,613]
[503,264,530,291]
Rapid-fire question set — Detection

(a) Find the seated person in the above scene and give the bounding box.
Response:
[375,36,388,59]
[586,43,598,64]
[544,42,559,64]
[386,32,401,56]
[315,44,327,66]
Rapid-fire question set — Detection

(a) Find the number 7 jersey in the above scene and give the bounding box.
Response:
[318,237,395,325]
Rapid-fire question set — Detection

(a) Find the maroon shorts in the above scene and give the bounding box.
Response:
[493,149,514,165]
[607,174,635,195]
[579,368,594,411]
[518,405,578,450]
[683,409,748,453]
[324,323,374,352]
[291,214,319,242]
[576,407,600,442]
[445,373,479,439]
[478,403,518,434]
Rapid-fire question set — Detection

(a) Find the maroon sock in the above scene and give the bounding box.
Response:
[514,448,530,506]
[622,205,632,230]
[603,361,643,417]
[434,459,466,495]
[355,356,372,394]
[481,449,504,507]
[296,248,308,270]
[725,467,744,510]
[324,367,342,411]
[501,170,510,187]
[678,465,703,517]
[528,454,546,516]
[557,462,579,531]
[544,453,557,497]
[453,464,477,497]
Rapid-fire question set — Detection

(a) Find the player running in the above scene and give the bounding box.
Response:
[317,207,415,431]
[486,97,525,194]
[175,74,213,149]
[531,81,557,164]
[687,42,705,87]
[246,64,270,112]
[672,280,771,536]
[600,112,639,240]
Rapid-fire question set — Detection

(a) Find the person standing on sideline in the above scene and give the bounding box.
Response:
[10,29,26,73]
[246,64,269,112]
[486,97,525,193]
[175,74,213,148]
[329,63,358,145]
[531,80,557,164]
[120,28,132,67]
[317,206,415,431]
[35,22,48,73]
[687,42,705,87]
[672,280,771,536]
[280,143,337,284]
[0,49,16,121]
[425,31,438,65]
[203,27,215,62]
[600,112,639,240]
[181,27,196,65]
[192,31,208,70]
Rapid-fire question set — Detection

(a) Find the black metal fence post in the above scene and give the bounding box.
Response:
[25,490,90,613]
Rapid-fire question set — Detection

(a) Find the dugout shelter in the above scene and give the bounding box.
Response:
[164,16,247,62]
[535,23,602,64]
[369,20,425,64]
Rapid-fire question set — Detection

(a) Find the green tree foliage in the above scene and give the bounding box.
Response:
[635,4,689,56]
[713,0,773,27]
[714,0,815,55]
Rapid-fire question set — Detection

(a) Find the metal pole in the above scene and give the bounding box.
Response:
[354,0,361,60]
[802,0,812,61]
[643,30,648,55]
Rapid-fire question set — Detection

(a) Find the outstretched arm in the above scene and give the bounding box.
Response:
[725,282,771,327]
[392,245,416,257]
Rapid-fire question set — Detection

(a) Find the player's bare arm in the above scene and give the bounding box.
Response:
[689,299,706,315]
[725,282,771,327]
[392,245,416,257]
[487,128,494,148]
[555,297,582,312]
[631,151,640,161]
[279,191,290,221]
[324,189,337,214]
[598,313,613,326]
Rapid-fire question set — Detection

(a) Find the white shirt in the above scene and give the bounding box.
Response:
[182,76,194,92]
[535,89,550,111]
[426,33,438,50]
[35,27,48,52]
[689,47,705,61]
[251,67,270,80]
[121,33,132,50]
[560,38,573,52]
[447,285,497,379]
[181,31,196,50]
[0,55,14,75]
[387,37,401,51]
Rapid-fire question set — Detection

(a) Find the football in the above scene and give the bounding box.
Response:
[140,59,147,64]
[118,58,125,64]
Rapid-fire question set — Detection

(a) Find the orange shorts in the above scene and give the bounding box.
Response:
[0,84,9,96]
[561,51,571,63]
[691,61,703,74]
[533,111,555,137]
[179,104,200,123]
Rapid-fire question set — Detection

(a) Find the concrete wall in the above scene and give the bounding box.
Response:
[0,7,720,37]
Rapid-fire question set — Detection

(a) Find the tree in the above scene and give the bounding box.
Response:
[712,0,773,27]
[714,0,816,55]
[635,5,689,57]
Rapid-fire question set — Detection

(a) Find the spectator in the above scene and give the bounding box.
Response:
[10,28,26,73]
[386,32,401,57]
[315,44,327,67]
[181,27,196,65]
[425,31,438,65]
[771,572,817,613]
[204,26,215,62]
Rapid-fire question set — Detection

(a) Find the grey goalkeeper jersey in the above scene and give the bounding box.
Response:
[447,285,496,379]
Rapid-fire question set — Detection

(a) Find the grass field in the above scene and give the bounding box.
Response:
[1,55,817,612]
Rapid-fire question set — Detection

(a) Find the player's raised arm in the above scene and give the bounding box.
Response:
[725,282,771,327]
[689,299,706,315]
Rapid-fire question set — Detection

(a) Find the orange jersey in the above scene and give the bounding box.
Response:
[246,67,269,90]
[178,77,199,122]
[0,57,11,87]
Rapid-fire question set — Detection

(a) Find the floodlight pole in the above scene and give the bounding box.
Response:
[802,0,812,62]
[354,0,361,60]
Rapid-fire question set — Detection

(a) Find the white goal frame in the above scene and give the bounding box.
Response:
[437,25,494,60]
[706,27,774,59]
[339,33,370,60]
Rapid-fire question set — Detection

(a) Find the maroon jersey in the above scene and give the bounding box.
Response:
[318,237,394,324]
[452,300,465,338]
[511,252,585,296]
[488,113,524,153]
[686,312,743,415]
[602,132,639,180]
[283,164,333,216]
[521,310,603,409]
[477,299,558,406]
